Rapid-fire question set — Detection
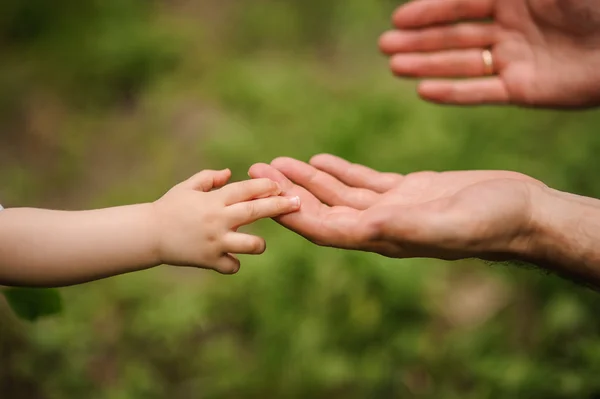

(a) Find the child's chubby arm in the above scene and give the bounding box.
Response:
[0,169,300,287]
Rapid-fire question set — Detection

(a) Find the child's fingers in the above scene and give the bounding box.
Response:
[219,178,282,206]
[227,196,301,226]
[309,154,403,193]
[214,253,241,275]
[223,232,267,255]
[182,169,231,192]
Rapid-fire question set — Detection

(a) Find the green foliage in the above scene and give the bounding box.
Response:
[1,0,600,398]
[2,288,63,321]
[0,0,178,110]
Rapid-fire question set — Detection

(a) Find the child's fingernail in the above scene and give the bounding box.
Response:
[290,196,301,207]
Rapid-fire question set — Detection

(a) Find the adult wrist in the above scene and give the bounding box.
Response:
[524,185,600,286]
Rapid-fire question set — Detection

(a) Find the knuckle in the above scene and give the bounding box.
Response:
[507,171,546,186]
[240,179,256,189]
[206,231,218,244]
[196,172,216,191]
[252,178,272,188]
[330,190,346,205]
[247,179,264,192]
[410,171,438,182]
[246,202,260,219]
[195,170,215,182]
[236,178,278,198]
[192,170,208,180]
[382,173,402,185]
[259,178,278,192]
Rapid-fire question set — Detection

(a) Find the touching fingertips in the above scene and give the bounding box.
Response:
[289,196,301,209]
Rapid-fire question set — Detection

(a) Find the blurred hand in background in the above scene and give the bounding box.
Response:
[379,0,600,108]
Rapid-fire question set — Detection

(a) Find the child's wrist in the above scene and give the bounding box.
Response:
[144,202,165,267]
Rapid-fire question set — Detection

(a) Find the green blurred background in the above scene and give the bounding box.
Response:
[2,0,600,397]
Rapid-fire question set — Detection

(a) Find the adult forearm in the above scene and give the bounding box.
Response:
[0,204,160,287]
[526,187,600,288]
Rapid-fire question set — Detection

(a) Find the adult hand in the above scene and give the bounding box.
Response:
[249,154,545,261]
[379,0,600,108]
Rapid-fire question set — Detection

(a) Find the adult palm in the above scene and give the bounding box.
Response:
[379,0,600,107]
[249,154,546,261]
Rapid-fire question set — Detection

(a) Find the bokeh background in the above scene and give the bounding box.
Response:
[2,0,600,398]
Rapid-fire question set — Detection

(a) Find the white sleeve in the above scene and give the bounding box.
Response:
[0,204,3,211]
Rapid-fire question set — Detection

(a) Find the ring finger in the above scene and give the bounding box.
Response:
[390,49,496,78]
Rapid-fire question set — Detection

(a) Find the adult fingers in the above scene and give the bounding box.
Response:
[309,154,402,193]
[379,23,499,55]
[389,49,497,78]
[271,157,380,210]
[418,78,510,105]
[392,0,494,29]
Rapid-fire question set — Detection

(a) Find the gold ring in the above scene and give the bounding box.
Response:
[482,49,494,75]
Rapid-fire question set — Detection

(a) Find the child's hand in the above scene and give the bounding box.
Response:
[152,169,300,274]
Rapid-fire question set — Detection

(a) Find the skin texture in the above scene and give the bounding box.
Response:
[0,169,300,287]
[379,0,600,107]
[249,154,600,288]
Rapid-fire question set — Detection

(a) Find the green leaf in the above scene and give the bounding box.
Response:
[2,288,63,321]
